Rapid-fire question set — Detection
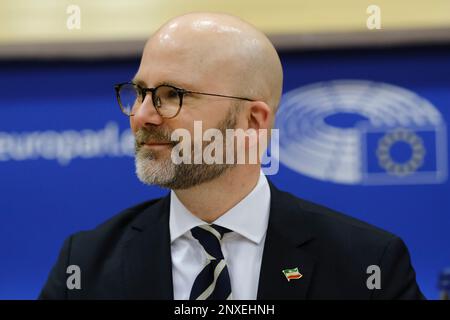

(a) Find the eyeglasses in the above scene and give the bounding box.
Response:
[114,82,254,119]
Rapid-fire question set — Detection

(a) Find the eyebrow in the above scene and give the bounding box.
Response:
[131,77,193,91]
[131,77,146,87]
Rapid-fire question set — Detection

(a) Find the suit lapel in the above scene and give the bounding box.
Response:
[257,181,316,300]
[121,181,315,300]
[123,194,173,299]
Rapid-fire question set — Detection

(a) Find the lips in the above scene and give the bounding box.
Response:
[140,140,174,147]
[143,141,171,145]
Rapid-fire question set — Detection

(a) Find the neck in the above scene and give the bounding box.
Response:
[173,165,260,223]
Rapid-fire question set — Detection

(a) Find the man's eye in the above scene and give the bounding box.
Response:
[167,89,179,99]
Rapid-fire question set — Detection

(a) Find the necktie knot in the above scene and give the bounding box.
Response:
[191,224,231,260]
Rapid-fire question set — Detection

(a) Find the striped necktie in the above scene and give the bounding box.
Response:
[190,224,232,300]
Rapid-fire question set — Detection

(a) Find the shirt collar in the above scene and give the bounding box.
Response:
[169,171,271,244]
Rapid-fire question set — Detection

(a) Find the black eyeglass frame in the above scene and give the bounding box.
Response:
[114,82,255,119]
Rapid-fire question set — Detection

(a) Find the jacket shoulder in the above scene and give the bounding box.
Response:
[39,196,169,299]
[72,196,168,247]
[281,186,394,231]
[273,186,399,251]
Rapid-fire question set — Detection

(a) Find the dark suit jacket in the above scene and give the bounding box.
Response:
[39,181,424,299]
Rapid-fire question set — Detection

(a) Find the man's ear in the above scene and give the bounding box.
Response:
[242,101,272,162]
[247,101,271,131]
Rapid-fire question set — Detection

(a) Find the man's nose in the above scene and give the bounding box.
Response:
[132,95,164,128]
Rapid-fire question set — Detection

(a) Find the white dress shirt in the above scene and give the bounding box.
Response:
[169,171,271,300]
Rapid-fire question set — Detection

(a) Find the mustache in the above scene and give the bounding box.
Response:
[135,127,175,147]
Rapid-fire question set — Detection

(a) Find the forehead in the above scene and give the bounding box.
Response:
[134,34,211,88]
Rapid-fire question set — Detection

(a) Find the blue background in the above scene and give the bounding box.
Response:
[0,45,449,299]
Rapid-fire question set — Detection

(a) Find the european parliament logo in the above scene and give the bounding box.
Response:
[275,80,447,185]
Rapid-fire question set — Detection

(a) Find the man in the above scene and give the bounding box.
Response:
[39,12,424,300]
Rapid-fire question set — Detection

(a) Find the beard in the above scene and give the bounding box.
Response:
[134,107,239,190]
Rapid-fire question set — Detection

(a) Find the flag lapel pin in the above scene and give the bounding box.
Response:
[282,267,303,282]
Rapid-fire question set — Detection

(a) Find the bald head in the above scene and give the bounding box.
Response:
[142,12,283,118]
